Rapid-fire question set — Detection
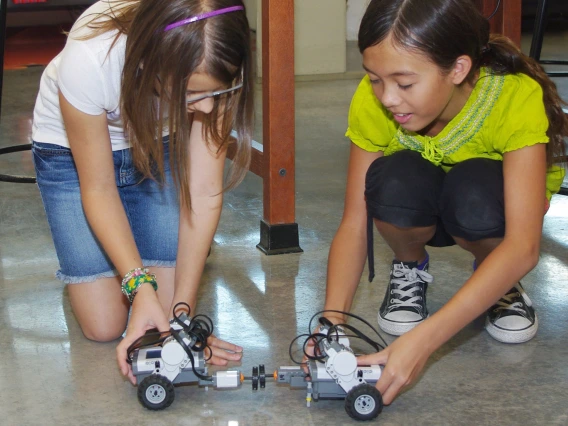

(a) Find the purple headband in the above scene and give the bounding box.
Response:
[164,5,244,32]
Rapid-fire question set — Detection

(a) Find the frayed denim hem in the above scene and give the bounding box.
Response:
[56,269,118,284]
[142,259,176,268]
[57,261,176,284]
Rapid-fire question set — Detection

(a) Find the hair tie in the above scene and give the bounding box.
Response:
[481,45,492,55]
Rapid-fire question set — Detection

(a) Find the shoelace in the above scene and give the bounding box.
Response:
[388,263,433,309]
[493,284,533,314]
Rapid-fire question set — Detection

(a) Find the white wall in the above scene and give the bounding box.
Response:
[242,0,258,31]
[346,0,368,41]
[256,0,347,76]
[295,0,346,75]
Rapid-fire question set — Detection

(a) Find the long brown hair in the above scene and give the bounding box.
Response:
[359,0,567,167]
[74,0,253,207]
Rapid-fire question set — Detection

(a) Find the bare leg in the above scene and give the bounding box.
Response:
[453,236,503,266]
[67,276,129,342]
[375,219,435,263]
[68,266,176,342]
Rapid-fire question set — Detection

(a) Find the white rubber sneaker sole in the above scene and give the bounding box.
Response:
[377,313,426,336]
[485,315,538,344]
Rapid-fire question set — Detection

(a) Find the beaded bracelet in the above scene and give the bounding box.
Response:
[121,268,158,303]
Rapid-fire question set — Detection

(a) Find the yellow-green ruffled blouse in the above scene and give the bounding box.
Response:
[346,68,565,200]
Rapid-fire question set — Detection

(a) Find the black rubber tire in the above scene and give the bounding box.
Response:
[344,384,383,421]
[138,375,175,410]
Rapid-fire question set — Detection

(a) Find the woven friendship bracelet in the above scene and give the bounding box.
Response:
[121,268,158,303]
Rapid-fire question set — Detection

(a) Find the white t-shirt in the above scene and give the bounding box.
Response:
[33,1,138,151]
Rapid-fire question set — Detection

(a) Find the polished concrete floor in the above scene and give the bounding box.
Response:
[1,32,568,425]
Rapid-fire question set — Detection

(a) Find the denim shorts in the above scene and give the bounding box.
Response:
[32,138,179,284]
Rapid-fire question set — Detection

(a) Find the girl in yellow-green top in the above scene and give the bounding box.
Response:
[320,0,568,406]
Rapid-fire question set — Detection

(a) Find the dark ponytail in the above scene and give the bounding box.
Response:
[482,34,567,166]
[359,0,567,167]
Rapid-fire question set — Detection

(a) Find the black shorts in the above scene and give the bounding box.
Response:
[364,150,505,279]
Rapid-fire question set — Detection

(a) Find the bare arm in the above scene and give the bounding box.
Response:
[170,112,227,313]
[168,113,243,364]
[359,143,547,404]
[323,143,383,321]
[59,91,143,275]
[417,143,546,350]
[61,92,171,382]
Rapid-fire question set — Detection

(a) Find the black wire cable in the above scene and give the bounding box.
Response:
[171,302,191,329]
[330,323,383,353]
[309,310,389,349]
[0,144,37,184]
[288,333,327,365]
[126,302,214,380]
[126,330,171,363]
[188,314,215,355]
[170,328,212,381]
[487,0,502,21]
[169,302,212,358]
[290,310,389,366]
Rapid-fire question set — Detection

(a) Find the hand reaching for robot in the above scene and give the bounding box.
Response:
[116,284,171,385]
[301,328,319,370]
[168,301,243,365]
[356,326,433,405]
[301,315,344,373]
[204,334,243,365]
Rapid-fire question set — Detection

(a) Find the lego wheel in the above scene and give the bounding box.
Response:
[138,375,175,410]
[344,384,383,421]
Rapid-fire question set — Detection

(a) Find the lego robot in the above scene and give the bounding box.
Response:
[128,306,385,421]
[276,322,384,421]
[129,309,246,410]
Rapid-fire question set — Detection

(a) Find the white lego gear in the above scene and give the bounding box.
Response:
[322,340,368,394]
[161,339,186,370]
[276,330,384,420]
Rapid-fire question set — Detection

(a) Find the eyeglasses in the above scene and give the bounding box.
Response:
[186,82,244,105]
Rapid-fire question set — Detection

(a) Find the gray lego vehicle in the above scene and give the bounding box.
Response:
[128,305,246,410]
[127,305,386,421]
[276,320,385,421]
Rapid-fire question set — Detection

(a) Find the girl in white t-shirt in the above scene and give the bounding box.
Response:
[32,0,253,383]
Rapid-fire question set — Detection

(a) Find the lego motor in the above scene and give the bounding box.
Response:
[276,315,386,421]
[127,303,275,411]
[127,303,242,410]
[127,306,388,421]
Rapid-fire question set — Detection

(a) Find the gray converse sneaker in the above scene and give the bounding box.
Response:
[378,260,433,336]
[485,283,538,343]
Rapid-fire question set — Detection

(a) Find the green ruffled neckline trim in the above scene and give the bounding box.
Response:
[395,68,504,165]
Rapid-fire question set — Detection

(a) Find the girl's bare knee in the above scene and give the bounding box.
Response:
[452,235,470,250]
[67,277,129,342]
[80,322,126,342]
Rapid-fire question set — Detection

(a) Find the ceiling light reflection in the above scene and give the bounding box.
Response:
[215,285,269,349]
